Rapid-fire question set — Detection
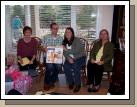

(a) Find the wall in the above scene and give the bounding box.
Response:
[96,5,114,40]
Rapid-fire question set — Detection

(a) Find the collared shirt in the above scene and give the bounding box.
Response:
[43,34,63,47]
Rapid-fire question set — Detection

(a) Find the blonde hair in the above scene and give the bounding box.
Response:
[6,53,17,65]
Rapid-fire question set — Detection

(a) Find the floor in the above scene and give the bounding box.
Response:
[27,73,110,95]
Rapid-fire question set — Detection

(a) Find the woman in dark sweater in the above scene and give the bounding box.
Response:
[62,27,86,93]
[17,26,38,76]
[87,29,114,92]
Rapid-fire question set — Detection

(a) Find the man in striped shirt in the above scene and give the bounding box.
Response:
[42,22,63,91]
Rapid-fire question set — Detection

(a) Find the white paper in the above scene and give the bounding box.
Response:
[69,54,74,58]
[46,46,63,64]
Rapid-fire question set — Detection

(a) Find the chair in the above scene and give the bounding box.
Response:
[33,37,43,62]
[79,38,89,86]
[102,58,113,81]
[33,37,46,82]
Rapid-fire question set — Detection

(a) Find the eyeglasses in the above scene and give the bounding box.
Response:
[52,27,58,30]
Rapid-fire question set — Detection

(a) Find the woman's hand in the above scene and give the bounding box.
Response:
[68,57,74,64]
[91,59,96,64]
[96,61,104,65]
[29,60,33,64]
[63,46,67,51]
[19,59,23,64]
[18,56,23,64]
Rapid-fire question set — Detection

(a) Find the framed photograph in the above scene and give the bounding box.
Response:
[1,1,131,103]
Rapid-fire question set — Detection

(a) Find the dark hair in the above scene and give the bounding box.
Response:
[23,26,32,34]
[50,22,58,29]
[62,27,75,46]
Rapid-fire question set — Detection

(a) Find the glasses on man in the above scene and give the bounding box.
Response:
[52,27,58,30]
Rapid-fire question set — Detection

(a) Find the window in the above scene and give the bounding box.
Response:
[76,5,97,44]
[39,5,71,36]
[10,5,25,50]
[39,5,97,43]
[6,5,97,52]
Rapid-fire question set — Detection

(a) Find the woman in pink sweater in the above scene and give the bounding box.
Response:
[17,26,38,76]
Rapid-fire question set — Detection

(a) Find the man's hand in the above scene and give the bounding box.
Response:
[44,47,47,52]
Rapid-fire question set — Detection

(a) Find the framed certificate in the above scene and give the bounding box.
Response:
[46,46,63,64]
